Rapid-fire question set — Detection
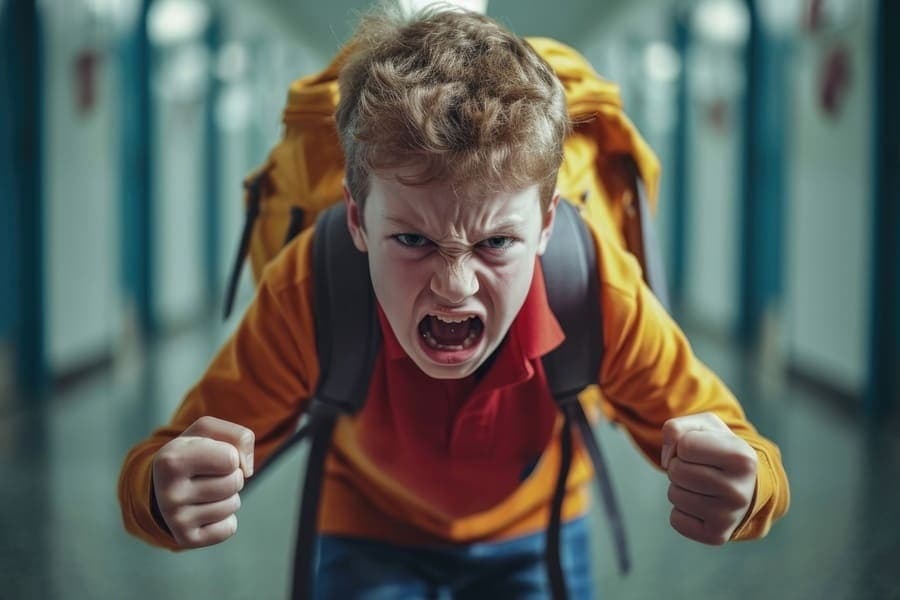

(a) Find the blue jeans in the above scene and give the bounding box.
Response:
[314,517,594,599]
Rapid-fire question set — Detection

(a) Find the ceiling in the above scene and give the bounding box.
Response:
[244,0,667,56]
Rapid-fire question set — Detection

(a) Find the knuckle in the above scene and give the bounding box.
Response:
[668,484,690,508]
[662,417,683,437]
[721,485,748,509]
[168,508,191,533]
[705,511,730,533]
[669,508,680,530]
[680,434,699,455]
[219,514,238,540]
[154,450,183,476]
[181,527,203,547]
[733,450,758,475]
[224,445,240,471]
[240,429,255,447]
[669,510,692,540]
[666,485,678,505]
[195,416,218,430]
[704,412,725,427]
[666,458,683,481]
[166,481,190,506]
[708,530,730,546]
[231,469,245,493]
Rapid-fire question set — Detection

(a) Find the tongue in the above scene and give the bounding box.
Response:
[428,316,473,346]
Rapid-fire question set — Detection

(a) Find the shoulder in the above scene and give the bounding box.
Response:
[252,228,318,339]
[260,227,316,297]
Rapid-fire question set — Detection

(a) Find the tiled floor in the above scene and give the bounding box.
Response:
[1,323,898,600]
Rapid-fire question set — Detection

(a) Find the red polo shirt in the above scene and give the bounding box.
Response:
[347,262,564,515]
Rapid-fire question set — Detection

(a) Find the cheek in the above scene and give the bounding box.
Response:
[482,259,535,319]
[369,250,430,312]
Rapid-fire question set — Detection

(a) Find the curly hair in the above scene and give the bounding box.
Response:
[336,5,570,213]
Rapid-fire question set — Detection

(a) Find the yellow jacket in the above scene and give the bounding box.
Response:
[119,217,789,549]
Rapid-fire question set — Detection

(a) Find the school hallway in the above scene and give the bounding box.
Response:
[3,0,900,598]
[1,318,897,600]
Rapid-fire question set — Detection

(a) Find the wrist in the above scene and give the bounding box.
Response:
[149,470,173,537]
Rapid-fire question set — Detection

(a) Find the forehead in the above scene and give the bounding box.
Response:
[367,174,541,232]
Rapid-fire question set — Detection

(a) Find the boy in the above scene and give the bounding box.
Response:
[118,7,789,598]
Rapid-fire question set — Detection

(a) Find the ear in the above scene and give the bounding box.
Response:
[343,182,368,252]
[536,192,560,256]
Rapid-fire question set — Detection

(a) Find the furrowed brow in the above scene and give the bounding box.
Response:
[487,219,526,233]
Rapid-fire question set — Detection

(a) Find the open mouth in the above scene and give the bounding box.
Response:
[418,314,485,351]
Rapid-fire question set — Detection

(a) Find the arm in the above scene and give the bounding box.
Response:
[117,229,320,550]
[592,224,789,542]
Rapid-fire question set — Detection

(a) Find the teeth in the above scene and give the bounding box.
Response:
[432,314,474,324]
[421,328,481,350]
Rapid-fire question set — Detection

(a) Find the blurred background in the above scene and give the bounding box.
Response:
[1,0,898,598]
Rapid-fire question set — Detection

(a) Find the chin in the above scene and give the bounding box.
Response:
[413,359,481,380]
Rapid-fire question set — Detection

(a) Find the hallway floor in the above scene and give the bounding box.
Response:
[1,323,898,600]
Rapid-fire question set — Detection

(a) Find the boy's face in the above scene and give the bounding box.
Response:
[345,172,558,380]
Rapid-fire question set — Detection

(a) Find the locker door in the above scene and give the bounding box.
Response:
[42,1,123,377]
[148,0,211,328]
[784,0,873,396]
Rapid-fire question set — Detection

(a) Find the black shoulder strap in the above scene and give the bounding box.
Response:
[540,200,631,599]
[287,203,381,599]
[223,176,262,320]
[242,202,379,478]
[240,203,378,599]
[311,203,382,413]
[540,200,603,396]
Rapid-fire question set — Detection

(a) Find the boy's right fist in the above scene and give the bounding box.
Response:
[151,416,255,548]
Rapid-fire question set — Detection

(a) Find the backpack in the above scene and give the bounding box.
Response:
[229,38,667,600]
[223,38,666,318]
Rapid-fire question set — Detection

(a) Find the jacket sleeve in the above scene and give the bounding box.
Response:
[592,223,790,541]
[117,230,320,550]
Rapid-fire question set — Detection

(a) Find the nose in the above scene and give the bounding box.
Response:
[430,257,479,305]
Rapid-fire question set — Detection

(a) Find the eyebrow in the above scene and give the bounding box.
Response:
[384,216,422,230]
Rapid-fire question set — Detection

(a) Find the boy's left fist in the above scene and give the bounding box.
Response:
[660,412,758,545]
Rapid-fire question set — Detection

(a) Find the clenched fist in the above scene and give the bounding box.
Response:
[661,412,758,546]
[151,416,255,548]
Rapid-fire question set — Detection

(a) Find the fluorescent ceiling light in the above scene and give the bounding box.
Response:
[692,0,750,46]
[148,0,210,46]
[398,0,488,16]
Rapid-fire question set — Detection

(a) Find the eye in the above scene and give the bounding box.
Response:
[393,233,432,248]
[479,236,516,251]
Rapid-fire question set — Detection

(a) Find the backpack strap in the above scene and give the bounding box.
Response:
[291,203,381,599]
[541,200,631,599]
[223,173,264,320]
[243,203,379,599]
[283,206,306,247]
[309,204,382,413]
